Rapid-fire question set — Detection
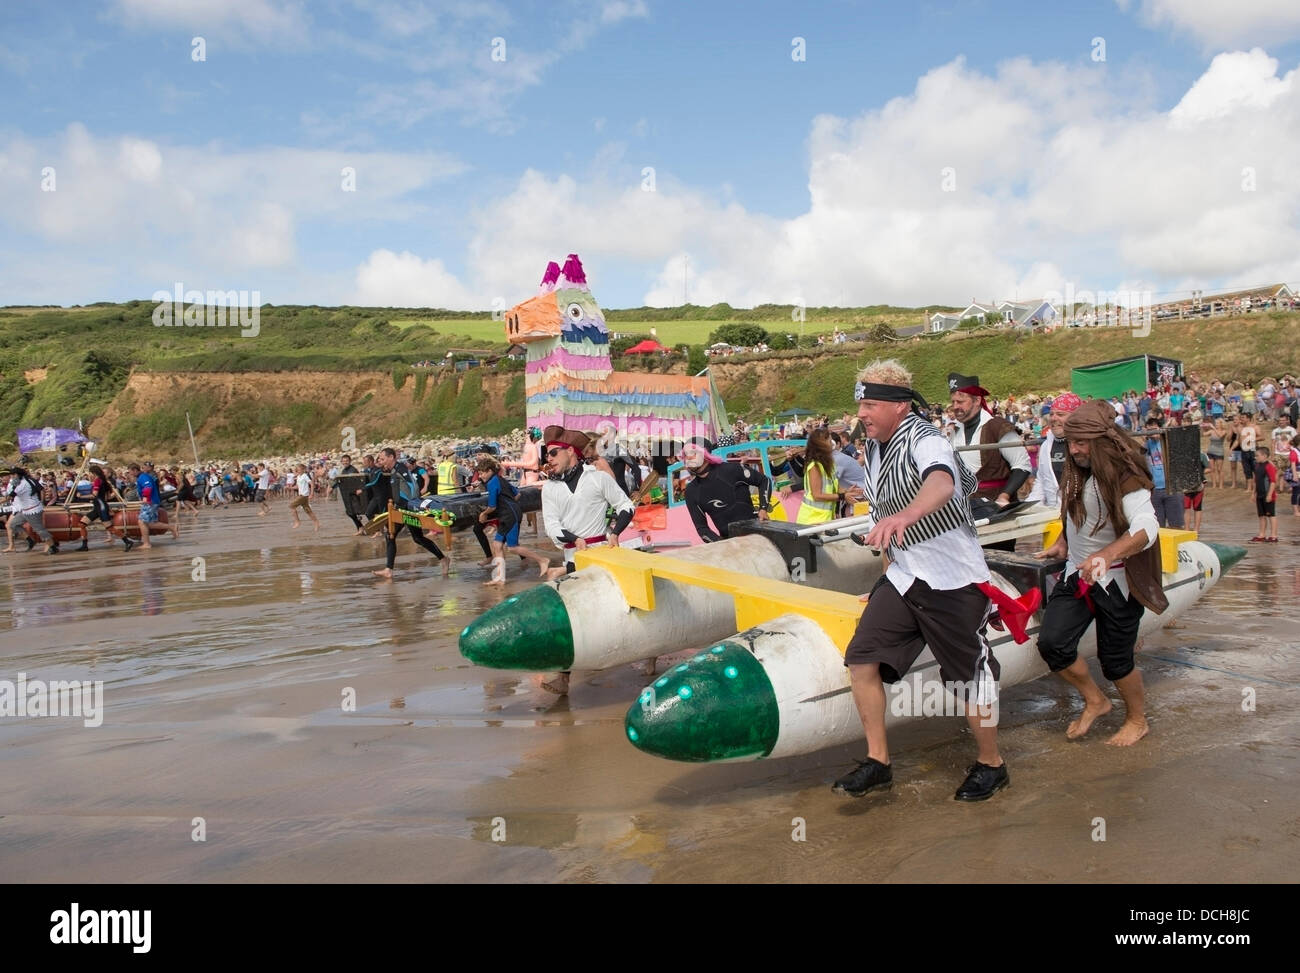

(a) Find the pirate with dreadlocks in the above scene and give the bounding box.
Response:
[1033,398,1167,746]
[832,359,1039,803]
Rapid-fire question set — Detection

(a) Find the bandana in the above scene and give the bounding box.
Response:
[1052,393,1083,414]
[854,381,931,412]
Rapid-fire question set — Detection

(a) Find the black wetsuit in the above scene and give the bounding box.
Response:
[362,464,386,519]
[383,462,444,569]
[339,463,363,529]
[684,462,772,542]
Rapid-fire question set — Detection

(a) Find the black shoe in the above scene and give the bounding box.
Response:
[831,757,893,797]
[123,537,134,552]
[26,537,36,551]
[955,761,1009,802]
[45,545,58,555]
[78,539,89,552]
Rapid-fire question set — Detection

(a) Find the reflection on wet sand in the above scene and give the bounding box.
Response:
[0,499,1295,882]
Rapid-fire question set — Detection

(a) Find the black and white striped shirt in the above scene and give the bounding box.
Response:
[864,413,989,593]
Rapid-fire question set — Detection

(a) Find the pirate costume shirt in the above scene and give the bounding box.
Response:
[846,382,1013,704]
[862,410,989,595]
[947,373,1032,500]
[540,458,635,561]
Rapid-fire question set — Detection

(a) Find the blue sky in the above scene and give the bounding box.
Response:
[2,0,1299,310]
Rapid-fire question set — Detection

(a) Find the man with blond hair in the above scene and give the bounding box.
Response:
[833,359,1017,803]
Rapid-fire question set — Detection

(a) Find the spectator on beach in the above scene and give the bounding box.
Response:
[1239,415,1259,491]
[1143,420,1184,528]
[289,463,320,532]
[1251,446,1278,543]
[1207,419,1227,488]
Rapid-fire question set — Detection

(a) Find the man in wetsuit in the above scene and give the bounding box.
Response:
[372,447,447,581]
[680,440,772,542]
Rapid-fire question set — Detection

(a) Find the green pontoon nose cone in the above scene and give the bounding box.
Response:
[1206,543,1247,574]
[625,642,779,762]
[459,585,575,670]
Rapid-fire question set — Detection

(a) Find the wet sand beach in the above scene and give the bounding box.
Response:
[1,492,1297,883]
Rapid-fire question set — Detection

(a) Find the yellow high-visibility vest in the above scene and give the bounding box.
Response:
[437,460,459,495]
[796,461,839,525]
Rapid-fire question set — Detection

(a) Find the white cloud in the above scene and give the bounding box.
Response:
[1121,0,1300,48]
[114,0,308,40]
[601,0,649,25]
[1170,48,1295,124]
[352,249,484,308]
[0,124,465,293]
[353,49,1300,311]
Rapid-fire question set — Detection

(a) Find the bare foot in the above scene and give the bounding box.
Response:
[536,673,570,695]
[535,558,551,577]
[372,567,393,580]
[291,522,300,529]
[482,578,504,587]
[1066,697,1113,739]
[258,510,267,517]
[544,566,567,582]
[313,522,320,532]
[633,658,656,676]
[478,558,494,567]
[1107,719,1149,746]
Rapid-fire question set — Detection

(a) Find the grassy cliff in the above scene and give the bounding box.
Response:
[3,300,1294,458]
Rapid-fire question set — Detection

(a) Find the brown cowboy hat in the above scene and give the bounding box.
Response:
[542,424,591,453]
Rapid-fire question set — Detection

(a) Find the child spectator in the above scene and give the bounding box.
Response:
[1251,446,1278,543]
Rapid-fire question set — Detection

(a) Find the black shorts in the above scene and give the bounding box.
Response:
[1256,498,1276,517]
[1183,491,1203,511]
[1037,575,1144,682]
[844,576,998,686]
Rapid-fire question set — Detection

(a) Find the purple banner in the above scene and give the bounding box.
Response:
[17,427,86,454]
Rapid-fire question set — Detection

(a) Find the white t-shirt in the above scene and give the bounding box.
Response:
[296,473,311,497]
[8,475,43,514]
[258,469,271,490]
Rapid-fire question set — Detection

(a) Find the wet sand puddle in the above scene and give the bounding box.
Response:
[0,497,1296,882]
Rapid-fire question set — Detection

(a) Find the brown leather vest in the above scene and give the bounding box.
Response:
[972,415,1015,499]
[1116,474,1169,615]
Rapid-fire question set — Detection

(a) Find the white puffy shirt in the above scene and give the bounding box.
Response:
[1064,482,1159,598]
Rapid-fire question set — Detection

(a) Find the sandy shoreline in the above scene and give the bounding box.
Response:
[1,490,1296,882]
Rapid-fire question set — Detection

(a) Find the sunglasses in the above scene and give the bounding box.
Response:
[545,447,566,458]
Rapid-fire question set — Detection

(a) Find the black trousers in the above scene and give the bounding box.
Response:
[1037,575,1144,682]
[386,523,444,570]
[471,522,494,558]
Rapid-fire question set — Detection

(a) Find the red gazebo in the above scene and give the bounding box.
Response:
[624,339,669,354]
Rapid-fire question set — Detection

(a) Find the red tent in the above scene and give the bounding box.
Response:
[624,339,669,354]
